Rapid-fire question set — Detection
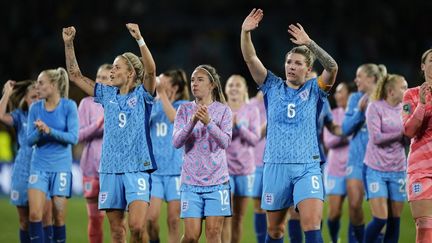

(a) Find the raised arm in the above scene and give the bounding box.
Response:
[240,9,267,86]
[63,26,95,96]
[288,23,338,92]
[0,81,15,126]
[126,23,156,95]
[156,77,177,123]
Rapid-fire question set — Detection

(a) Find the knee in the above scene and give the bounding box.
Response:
[416,216,432,229]
[19,219,29,230]
[129,222,144,237]
[328,210,342,221]
[182,232,200,243]
[110,221,126,239]
[167,216,180,230]
[301,215,321,231]
[29,210,42,222]
[147,217,158,230]
[267,223,285,239]
[205,226,222,240]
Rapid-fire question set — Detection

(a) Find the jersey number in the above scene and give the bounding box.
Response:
[287,103,296,118]
[311,175,320,190]
[218,190,229,206]
[156,122,168,137]
[119,112,127,128]
[138,178,146,191]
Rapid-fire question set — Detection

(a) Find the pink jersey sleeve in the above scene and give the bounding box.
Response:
[78,97,103,142]
[206,106,232,149]
[402,88,425,138]
[237,106,260,146]
[172,104,196,149]
[367,101,403,145]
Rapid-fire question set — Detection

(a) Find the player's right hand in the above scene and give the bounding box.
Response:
[62,26,76,42]
[2,80,15,95]
[242,8,264,32]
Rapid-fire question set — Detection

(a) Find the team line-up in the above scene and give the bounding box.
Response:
[1,8,432,243]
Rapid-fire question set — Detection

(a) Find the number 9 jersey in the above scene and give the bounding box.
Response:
[94,83,157,173]
[260,70,328,164]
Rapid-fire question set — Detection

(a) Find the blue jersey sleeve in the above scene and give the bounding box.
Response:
[94,83,116,105]
[342,92,365,136]
[27,102,42,146]
[49,100,79,145]
[10,109,21,130]
[259,70,281,95]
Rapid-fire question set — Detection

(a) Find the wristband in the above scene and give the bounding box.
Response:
[137,38,145,47]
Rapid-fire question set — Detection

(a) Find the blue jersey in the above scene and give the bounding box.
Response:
[317,100,333,163]
[150,99,187,175]
[342,92,368,167]
[261,71,328,164]
[94,83,156,173]
[11,109,33,179]
[27,99,79,172]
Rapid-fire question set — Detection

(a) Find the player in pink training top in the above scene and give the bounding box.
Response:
[402,48,432,243]
[363,74,408,242]
[77,64,112,243]
[173,64,232,243]
[323,82,351,243]
[221,74,260,243]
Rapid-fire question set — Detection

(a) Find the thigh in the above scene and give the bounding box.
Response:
[28,170,50,195]
[165,175,181,202]
[365,167,388,200]
[261,163,293,210]
[123,171,151,207]
[204,189,232,217]
[180,190,204,218]
[51,172,72,198]
[150,174,165,200]
[147,197,163,221]
[99,173,126,210]
[368,198,388,219]
[293,163,324,207]
[83,176,100,199]
[183,217,203,238]
[128,200,149,226]
[410,200,432,219]
[267,208,290,229]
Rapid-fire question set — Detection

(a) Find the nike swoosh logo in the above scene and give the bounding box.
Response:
[109,100,118,104]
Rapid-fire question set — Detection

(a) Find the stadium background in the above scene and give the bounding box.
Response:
[0,0,429,241]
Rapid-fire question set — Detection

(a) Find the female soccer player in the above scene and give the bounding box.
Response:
[27,67,79,243]
[77,63,112,243]
[241,8,338,243]
[249,90,267,243]
[0,80,54,242]
[63,23,156,243]
[323,82,351,243]
[172,64,232,243]
[222,74,260,243]
[342,63,386,242]
[402,48,432,242]
[147,69,189,243]
[363,74,408,242]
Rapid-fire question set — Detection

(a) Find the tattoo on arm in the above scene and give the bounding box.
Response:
[306,40,337,72]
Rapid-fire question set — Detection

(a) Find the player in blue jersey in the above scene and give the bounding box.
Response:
[63,23,156,243]
[147,69,190,243]
[0,80,55,242]
[26,67,79,243]
[241,9,338,243]
[341,63,387,242]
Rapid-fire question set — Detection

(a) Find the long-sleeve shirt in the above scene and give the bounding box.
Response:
[78,97,104,177]
[226,103,260,175]
[10,109,33,180]
[342,92,368,167]
[150,99,187,175]
[364,100,406,172]
[402,86,432,174]
[173,101,232,186]
[27,99,79,172]
[249,97,266,167]
[324,107,349,177]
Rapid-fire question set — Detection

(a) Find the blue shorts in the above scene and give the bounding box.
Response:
[28,170,72,198]
[261,163,324,210]
[150,174,181,202]
[346,160,364,180]
[364,166,407,202]
[229,174,255,197]
[180,186,232,218]
[10,179,29,206]
[252,166,264,198]
[99,172,150,210]
[325,174,346,196]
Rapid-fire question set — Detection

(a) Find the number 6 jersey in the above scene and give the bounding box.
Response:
[260,70,328,164]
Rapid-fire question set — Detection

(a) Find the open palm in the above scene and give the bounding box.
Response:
[288,23,311,45]
[242,8,264,32]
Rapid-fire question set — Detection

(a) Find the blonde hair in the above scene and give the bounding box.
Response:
[42,67,69,98]
[120,52,144,86]
[421,49,432,82]
[286,45,315,67]
[372,74,404,101]
[359,63,387,84]
[195,64,226,103]
[227,74,249,102]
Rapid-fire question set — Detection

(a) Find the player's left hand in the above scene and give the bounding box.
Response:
[126,23,142,41]
[288,23,312,46]
[195,105,211,125]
